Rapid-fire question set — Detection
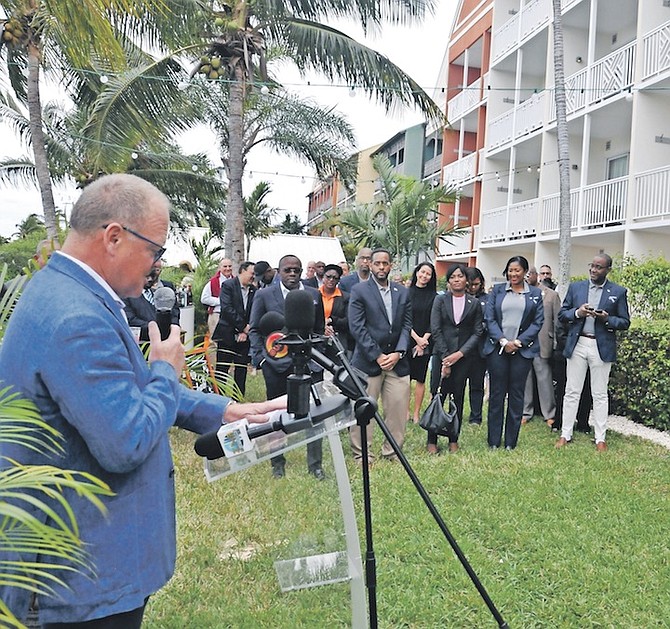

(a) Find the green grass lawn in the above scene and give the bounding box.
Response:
[144,374,670,628]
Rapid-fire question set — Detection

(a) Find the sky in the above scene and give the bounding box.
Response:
[0,0,458,238]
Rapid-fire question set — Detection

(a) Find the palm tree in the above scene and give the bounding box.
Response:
[337,154,461,270]
[276,212,305,235]
[11,213,43,239]
[188,0,445,267]
[0,0,177,241]
[243,181,277,258]
[552,0,571,293]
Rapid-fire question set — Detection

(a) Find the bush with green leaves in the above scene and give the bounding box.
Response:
[610,319,670,431]
[609,255,670,320]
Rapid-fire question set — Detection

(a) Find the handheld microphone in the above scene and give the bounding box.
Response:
[154,286,176,340]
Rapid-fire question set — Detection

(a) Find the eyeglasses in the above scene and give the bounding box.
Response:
[103,224,166,262]
[589,263,609,271]
[281,267,302,274]
[324,274,340,281]
[358,256,372,261]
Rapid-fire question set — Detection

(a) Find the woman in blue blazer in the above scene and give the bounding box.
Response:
[483,256,544,449]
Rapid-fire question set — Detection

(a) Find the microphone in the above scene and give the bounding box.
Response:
[284,289,315,337]
[154,286,176,340]
[194,395,350,460]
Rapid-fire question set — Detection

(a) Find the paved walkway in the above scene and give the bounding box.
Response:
[608,415,670,450]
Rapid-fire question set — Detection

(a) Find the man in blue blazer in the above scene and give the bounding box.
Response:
[555,253,630,451]
[348,248,412,463]
[249,254,326,479]
[0,174,284,627]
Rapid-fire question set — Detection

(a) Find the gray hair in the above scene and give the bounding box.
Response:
[70,174,170,233]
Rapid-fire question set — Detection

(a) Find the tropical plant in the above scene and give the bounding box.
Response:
[337,153,461,270]
[11,213,43,239]
[0,0,178,241]
[186,0,445,267]
[243,181,277,259]
[276,213,305,235]
[0,264,112,629]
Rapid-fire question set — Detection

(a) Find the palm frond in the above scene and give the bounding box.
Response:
[0,158,37,188]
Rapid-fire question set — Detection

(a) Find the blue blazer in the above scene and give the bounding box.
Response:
[483,283,544,359]
[348,279,412,377]
[558,279,630,362]
[0,253,229,624]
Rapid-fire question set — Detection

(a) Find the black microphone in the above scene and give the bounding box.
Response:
[258,311,285,337]
[284,289,315,337]
[154,286,176,340]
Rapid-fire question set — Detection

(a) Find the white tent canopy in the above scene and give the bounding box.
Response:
[164,229,345,269]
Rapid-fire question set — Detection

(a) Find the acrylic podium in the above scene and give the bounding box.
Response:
[201,379,367,629]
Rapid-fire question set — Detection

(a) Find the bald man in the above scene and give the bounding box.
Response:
[0,174,284,627]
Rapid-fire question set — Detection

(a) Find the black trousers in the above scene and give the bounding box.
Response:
[427,356,472,445]
[261,363,323,472]
[42,600,147,629]
[216,342,250,396]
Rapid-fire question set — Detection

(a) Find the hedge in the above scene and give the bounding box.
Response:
[610,319,670,432]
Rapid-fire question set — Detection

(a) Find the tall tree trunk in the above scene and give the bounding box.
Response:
[552,0,571,295]
[26,44,58,242]
[224,64,246,269]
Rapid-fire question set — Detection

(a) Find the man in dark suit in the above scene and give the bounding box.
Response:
[339,247,372,294]
[213,261,256,396]
[348,248,412,463]
[123,260,180,341]
[555,253,630,451]
[249,254,326,479]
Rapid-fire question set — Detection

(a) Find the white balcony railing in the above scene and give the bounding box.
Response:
[487,109,514,150]
[481,178,628,243]
[515,91,547,138]
[492,11,520,63]
[551,41,636,119]
[634,166,670,221]
[642,20,670,80]
[438,230,473,257]
[520,0,551,41]
[492,0,551,63]
[442,152,477,186]
[447,77,482,121]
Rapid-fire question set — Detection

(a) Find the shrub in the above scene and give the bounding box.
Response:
[610,319,670,431]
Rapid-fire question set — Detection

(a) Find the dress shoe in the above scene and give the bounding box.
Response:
[488,445,499,450]
[555,437,570,449]
[595,441,608,452]
[426,444,438,455]
[310,467,326,481]
[468,418,482,425]
[448,442,459,453]
[272,464,285,479]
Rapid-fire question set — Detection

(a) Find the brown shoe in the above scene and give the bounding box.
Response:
[449,442,459,453]
[595,441,608,452]
[426,444,438,455]
[555,437,570,449]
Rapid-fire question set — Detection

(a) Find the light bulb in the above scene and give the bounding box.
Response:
[260,85,269,96]
[131,152,138,160]
[100,74,109,84]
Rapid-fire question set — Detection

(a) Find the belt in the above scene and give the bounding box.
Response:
[580,333,597,339]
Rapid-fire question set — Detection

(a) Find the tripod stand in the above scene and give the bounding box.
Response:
[324,335,509,629]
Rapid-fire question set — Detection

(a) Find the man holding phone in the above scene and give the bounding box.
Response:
[555,253,630,451]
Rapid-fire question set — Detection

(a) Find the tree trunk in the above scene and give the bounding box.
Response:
[552,0,571,295]
[26,44,58,242]
[224,64,246,269]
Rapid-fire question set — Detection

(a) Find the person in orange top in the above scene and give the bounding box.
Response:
[319,264,352,351]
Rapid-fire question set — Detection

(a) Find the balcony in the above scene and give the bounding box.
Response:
[447,77,482,122]
[492,0,551,64]
[549,41,636,119]
[437,230,474,257]
[487,90,547,152]
[643,20,670,81]
[442,152,477,186]
[634,166,670,222]
[480,177,628,243]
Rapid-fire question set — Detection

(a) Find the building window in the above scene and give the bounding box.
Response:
[607,154,628,180]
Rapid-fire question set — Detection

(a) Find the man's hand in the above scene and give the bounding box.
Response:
[577,303,595,318]
[377,352,401,371]
[224,395,288,424]
[148,321,185,374]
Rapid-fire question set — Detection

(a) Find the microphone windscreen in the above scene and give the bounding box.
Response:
[154,286,176,311]
[258,311,285,337]
[284,290,315,335]
[194,431,224,459]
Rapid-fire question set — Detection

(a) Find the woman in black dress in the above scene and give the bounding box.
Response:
[408,262,437,424]
[464,267,488,425]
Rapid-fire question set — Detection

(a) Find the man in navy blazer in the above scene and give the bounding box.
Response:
[556,253,630,451]
[0,174,285,627]
[348,248,412,463]
[213,261,256,396]
[249,254,326,479]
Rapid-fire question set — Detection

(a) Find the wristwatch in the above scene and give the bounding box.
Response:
[397,350,406,359]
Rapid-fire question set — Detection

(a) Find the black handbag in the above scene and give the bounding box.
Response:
[419,387,460,440]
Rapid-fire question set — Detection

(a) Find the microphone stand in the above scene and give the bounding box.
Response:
[322,334,509,629]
